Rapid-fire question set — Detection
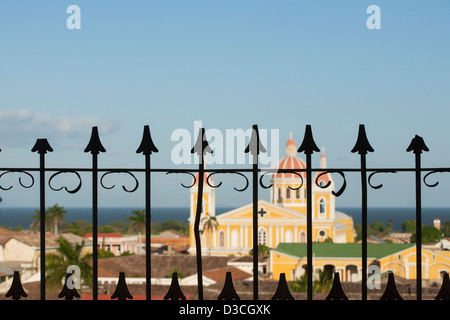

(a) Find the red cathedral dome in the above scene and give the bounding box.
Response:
[273,133,306,179]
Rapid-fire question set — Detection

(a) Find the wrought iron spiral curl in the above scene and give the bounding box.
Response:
[423,170,444,188]
[206,172,249,192]
[259,171,274,189]
[315,170,347,197]
[0,170,35,190]
[259,170,305,190]
[287,172,304,191]
[368,170,397,190]
[48,170,82,194]
[166,171,197,189]
[100,171,139,193]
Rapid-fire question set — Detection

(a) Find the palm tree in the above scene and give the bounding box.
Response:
[30,209,51,231]
[47,204,67,234]
[201,214,218,256]
[45,237,92,290]
[126,209,145,255]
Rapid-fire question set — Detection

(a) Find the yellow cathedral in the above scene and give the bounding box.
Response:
[188,135,356,256]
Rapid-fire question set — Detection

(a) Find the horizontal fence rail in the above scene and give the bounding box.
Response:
[0,124,449,301]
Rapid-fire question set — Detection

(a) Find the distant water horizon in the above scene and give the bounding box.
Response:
[0,206,449,231]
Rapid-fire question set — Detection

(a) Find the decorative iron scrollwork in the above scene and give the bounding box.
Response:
[0,170,35,190]
[315,170,346,197]
[48,170,82,194]
[423,170,444,188]
[259,171,274,189]
[100,171,139,193]
[166,171,197,189]
[368,170,397,190]
[206,172,249,192]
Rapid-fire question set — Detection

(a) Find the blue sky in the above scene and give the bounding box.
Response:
[0,1,449,209]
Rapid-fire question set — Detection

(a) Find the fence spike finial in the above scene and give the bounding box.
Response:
[351,124,374,154]
[218,272,240,300]
[406,134,429,154]
[245,124,266,155]
[111,272,133,300]
[325,272,348,300]
[271,273,294,300]
[191,128,212,156]
[297,125,320,155]
[58,272,81,300]
[84,126,106,154]
[164,272,186,300]
[435,273,450,300]
[31,138,53,154]
[5,271,27,300]
[380,272,403,300]
[136,125,158,155]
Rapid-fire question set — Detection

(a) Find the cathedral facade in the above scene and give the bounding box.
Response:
[188,135,356,256]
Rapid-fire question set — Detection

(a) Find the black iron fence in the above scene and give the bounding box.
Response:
[1,124,450,301]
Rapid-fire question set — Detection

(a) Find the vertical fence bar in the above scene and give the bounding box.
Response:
[298,125,319,301]
[136,125,159,300]
[245,125,265,301]
[92,153,98,300]
[191,128,212,300]
[84,127,106,301]
[32,138,53,301]
[145,154,151,299]
[407,134,428,301]
[414,152,423,301]
[252,157,258,300]
[196,157,204,300]
[351,124,374,300]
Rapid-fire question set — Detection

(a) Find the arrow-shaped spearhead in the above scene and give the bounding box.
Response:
[110,272,133,300]
[31,138,53,154]
[297,125,320,155]
[136,125,159,155]
[84,126,106,155]
[351,124,374,155]
[245,124,266,155]
[406,134,429,154]
[190,128,212,156]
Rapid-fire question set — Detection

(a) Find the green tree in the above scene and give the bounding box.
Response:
[441,221,450,237]
[152,220,189,235]
[47,204,67,234]
[369,221,386,235]
[167,267,186,279]
[249,244,271,258]
[289,269,332,293]
[30,209,51,231]
[314,269,333,293]
[66,220,92,236]
[411,226,443,243]
[354,223,362,242]
[98,249,115,259]
[201,215,219,256]
[402,220,416,233]
[126,209,145,255]
[45,237,92,290]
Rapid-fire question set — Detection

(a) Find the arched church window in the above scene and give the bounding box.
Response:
[299,231,306,243]
[286,188,291,199]
[278,188,282,201]
[296,188,300,199]
[319,199,326,214]
[219,231,225,247]
[258,228,267,246]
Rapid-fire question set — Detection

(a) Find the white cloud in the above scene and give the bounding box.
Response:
[0,109,122,149]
